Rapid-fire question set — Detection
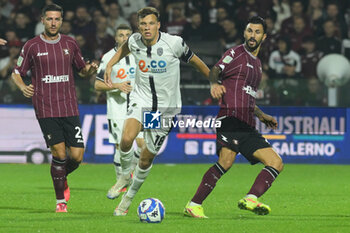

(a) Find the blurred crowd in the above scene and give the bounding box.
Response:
[1,0,350,106]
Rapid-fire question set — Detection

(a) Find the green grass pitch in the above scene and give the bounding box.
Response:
[1,163,350,233]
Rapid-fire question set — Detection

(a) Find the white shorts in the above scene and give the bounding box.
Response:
[126,100,174,155]
[108,118,143,144]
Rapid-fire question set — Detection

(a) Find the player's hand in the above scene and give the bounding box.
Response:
[258,113,278,130]
[0,38,7,46]
[115,81,132,94]
[104,65,113,88]
[85,61,98,76]
[21,84,34,98]
[210,83,226,99]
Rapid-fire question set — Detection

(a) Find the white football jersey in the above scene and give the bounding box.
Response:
[127,32,193,115]
[96,47,136,119]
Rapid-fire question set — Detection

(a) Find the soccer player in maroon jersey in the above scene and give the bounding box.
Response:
[184,16,284,218]
[11,4,98,213]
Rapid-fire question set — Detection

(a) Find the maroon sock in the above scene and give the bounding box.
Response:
[248,166,279,198]
[51,157,67,200]
[191,163,226,204]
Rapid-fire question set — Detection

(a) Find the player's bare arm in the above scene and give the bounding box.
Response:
[189,54,210,78]
[254,105,277,129]
[104,41,130,87]
[78,61,98,77]
[208,66,226,99]
[11,72,34,98]
[95,79,132,94]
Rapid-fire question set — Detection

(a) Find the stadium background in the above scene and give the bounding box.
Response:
[0,0,350,165]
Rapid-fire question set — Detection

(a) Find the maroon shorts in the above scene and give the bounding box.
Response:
[38,116,84,148]
[216,116,271,164]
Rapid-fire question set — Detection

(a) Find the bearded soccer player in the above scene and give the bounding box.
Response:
[12,4,97,213]
[184,16,284,218]
[95,24,145,199]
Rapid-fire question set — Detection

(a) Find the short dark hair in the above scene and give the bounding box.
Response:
[137,7,160,21]
[42,4,63,17]
[116,24,132,32]
[247,16,267,33]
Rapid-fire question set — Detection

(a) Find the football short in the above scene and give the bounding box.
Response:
[108,118,143,144]
[216,116,271,164]
[38,116,84,148]
[126,99,173,155]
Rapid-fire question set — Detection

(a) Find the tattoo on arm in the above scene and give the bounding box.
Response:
[209,66,221,84]
[254,105,264,118]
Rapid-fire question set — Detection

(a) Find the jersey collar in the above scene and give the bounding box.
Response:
[40,33,61,44]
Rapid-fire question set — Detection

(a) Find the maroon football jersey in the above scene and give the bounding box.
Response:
[14,34,86,118]
[215,44,263,127]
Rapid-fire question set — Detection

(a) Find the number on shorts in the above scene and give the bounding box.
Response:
[75,126,83,139]
[154,135,166,148]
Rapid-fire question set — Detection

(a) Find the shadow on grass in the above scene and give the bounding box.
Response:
[0,206,51,213]
[36,187,105,192]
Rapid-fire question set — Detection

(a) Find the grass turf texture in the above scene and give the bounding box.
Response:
[1,163,350,233]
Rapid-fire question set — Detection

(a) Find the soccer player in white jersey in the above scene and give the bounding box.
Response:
[95,24,145,199]
[104,7,217,216]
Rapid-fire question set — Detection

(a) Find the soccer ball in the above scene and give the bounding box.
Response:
[137,198,165,223]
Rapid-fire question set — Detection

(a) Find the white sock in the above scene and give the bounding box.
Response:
[130,148,140,173]
[246,194,257,199]
[113,149,122,180]
[119,147,134,175]
[57,199,66,204]
[126,164,152,198]
[189,201,200,206]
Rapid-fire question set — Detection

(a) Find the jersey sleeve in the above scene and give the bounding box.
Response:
[71,39,86,71]
[214,48,235,75]
[127,33,138,52]
[173,36,193,63]
[96,55,107,82]
[13,41,32,77]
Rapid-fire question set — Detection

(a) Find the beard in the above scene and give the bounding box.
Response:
[45,28,59,37]
[245,38,262,52]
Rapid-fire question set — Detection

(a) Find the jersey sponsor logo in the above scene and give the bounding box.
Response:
[41,75,69,83]
[37,52,48,56]
[138,59,167,73]
[17,56,23,67]
[63,49,69,55]
[246,63,254,68]
[116,67,135,79]
[223,55,233,64]
[242,85,257,98]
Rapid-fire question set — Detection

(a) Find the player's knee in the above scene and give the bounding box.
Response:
[120,135,134,151]
[70,148,84,162]
[50,148,66,160]
[138,146,155,169]
[276,159,284,173]
[138,157,153,169]
[219,159,233,171]
[268,156,283,173]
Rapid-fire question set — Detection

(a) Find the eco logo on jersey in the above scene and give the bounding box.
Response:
[116,67,135,79]
[139,60,167,73]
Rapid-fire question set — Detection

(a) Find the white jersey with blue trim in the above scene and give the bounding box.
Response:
[127,31,193,115]
[96,48,136,119]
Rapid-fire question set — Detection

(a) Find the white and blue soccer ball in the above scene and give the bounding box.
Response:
[137,198,165,223]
